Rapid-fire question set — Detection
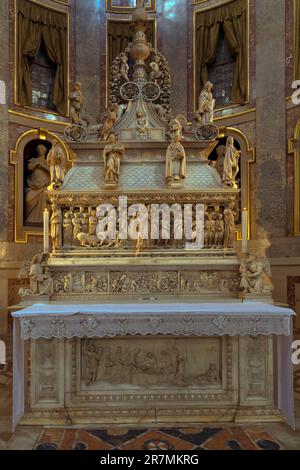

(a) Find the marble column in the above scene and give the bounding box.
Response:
[0,0,8,242]
[75,0,101,125]
[158,0,188,117]
[255,0,287,238]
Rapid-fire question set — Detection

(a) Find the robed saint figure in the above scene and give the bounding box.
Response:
[165,135,186,183]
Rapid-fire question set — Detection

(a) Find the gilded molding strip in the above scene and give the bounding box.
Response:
[9,109,70,127]
[106,0,156,13]
[222,126,255,240]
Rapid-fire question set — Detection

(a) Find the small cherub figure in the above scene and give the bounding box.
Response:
[136,111,148,139]
[120,53,129,82]
[149,55,161,83]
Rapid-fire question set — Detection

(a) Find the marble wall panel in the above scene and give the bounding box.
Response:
[255,0,287,238]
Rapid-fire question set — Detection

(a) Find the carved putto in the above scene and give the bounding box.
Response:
[149,54,162,83]
[120,52,130,82]
[136,111,148,139]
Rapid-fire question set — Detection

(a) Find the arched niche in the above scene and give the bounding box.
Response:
[211,126,255,240]
[10,129,70,242]
[288,119,300,236]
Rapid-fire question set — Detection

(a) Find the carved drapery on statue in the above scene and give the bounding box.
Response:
[24,142,50,225]
[195,0,247,105]
[17,0,68,114]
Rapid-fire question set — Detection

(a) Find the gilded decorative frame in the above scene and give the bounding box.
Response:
[105,17,157,107]
[14,0,70,117]
[193,0,250,113]
[10,129,71,243]
[106,0,156,13]
[288,119,300,236]
[219,126,255,240]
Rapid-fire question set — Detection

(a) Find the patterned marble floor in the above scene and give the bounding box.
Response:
[34,426,281,451]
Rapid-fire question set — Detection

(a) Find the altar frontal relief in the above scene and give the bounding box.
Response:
[80,337,221,391]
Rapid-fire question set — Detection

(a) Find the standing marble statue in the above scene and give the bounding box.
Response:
[99,104,118,141]
[50,204,62,250]
[69,82,84,125]
[165,133,186,184]
[223,137,241,188]
[223,202,236,248]
[24,144,50,225]
[47,139,66,188]
[103,134,125,185]
[198,81,215,125]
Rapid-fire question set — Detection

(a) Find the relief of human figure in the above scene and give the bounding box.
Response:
[50,204,62,250]
[63,211,73,247]
[165,133,186,183]
[198,81,215,125]
[224,202,236,248]
[69,82,84,125]
[223,136,241,188]
[204,212,215,247]
[84,342,102,386]
[103,133,125,185]
[24,144,50,225]
[47,139,66,189]
[214,213,224,247]
[72,212,82,246]
[136,111,148,139]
